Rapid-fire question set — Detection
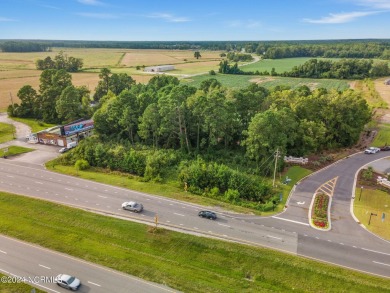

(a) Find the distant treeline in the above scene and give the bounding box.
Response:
[0,41,50,52]
[1,39,390,59]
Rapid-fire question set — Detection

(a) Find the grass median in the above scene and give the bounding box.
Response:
[0,191,389,292]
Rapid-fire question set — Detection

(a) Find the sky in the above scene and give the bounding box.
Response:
[1,0,390,41]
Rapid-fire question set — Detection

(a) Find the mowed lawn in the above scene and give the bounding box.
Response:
[0,191,389,293]
[182,73,350,91]
[239,57,339,74]
[354,187,390,240]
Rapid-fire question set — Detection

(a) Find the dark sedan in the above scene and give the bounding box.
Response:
[198,210,217,220]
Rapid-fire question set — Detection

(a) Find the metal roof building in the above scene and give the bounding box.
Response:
[144,65,175,72]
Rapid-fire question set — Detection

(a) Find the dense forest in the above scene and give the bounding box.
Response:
[7,67,372,210]
[1,39,390,59]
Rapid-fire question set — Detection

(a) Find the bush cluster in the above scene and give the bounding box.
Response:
[178,158,271,202]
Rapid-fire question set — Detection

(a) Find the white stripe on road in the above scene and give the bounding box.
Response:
[267,235,283,241]
[35,181,43,184]
[272,216,310,226]
[218,223,231,228]
[39,264,51,269]
[174,213,185,217]
[88,281,101,287]
[362,248,390,256]
[0,250,7,254]
[373,261,390,267]
[98,195,107,199]
[65,188,73,191]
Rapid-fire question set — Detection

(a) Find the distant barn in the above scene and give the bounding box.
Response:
[385,79,390,85]
[144,65,175,72]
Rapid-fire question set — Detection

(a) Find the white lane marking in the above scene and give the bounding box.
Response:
[373,261,390,267]
[362,248,390,256]
[218,223,231,228]
[166,220,170,223]
[65,188,73,191]
[353,246,357,248]
[297,201,305,205]
[180,224,183,226]
[194,227,199,229]
[88,281,101,287]
[327,240,332,242]
[98,195,107,199]
[340,243,344,245]
[0,250,7,254]
[35,181,43,184]
[174,213,185,217]
[272,216,310,226]
[267,235,283,241]
[169,204,173,206]
[6,175,14,178]
[39,264,51,269]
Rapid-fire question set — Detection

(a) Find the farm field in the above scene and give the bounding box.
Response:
[182,73,350,91]
[239,57,339,74]
[0,48,223,111]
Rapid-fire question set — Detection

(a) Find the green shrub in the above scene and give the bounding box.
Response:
[75,159,90,170]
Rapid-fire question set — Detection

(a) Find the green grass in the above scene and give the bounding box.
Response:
[0,191,389,293]
[280,166,312,208]
[372,123,390,147]
[9,117,56,133]
[240,58,340,74]
[0,274,45,293]
[354,187,390,240]
[182,74,350,91]
[1,145,34,157]
[0,122,15,143]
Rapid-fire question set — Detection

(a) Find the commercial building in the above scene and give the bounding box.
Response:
[144,65,175,72]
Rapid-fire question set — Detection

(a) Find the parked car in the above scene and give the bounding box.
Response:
[198,210,217,220]
[364,147,380,154]
[55,274,81,291]
[122,201,143,213]
[381,146,390,151]
[59,147,69,153]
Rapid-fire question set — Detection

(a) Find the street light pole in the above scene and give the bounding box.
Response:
[359,186,364,201]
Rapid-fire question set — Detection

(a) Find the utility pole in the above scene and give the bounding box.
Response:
[273,148,279,188]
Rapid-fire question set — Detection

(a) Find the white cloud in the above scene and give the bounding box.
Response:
[0,17,16,22]
[78,0,104,6]
[77,12,118,19]
[147,13,190,22]
[356,0,390,9]
[303,11,379,24]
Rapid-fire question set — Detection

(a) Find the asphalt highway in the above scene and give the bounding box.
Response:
[0,235,177,293]
[0,150,390,286]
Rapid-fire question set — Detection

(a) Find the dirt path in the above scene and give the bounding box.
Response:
[374,77,390,123]
[0,112,31,139]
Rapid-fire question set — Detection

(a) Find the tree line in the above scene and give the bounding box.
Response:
[221,58,390,79]
[2,39,390,59]
[35,51,83,72]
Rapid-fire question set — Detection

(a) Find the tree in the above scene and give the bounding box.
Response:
[55,85,88,123]
[138,103,161,148]
[15,85,38,117]
[244,107,298,163]
[194,51,202,59]
[93,68,111,102]
[36,69,72,122]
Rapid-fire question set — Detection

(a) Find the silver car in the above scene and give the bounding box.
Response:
[122,201,143,213]
[55,274,81,291]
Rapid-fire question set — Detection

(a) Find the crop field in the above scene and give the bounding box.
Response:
[239,57,341,74]
[182,73,350,91]
[0,48,223,111]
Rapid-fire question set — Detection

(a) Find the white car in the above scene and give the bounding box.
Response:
[122,201,143,213]
[59,147,69,153]
[55,274,81,291]
[364,147,380,154]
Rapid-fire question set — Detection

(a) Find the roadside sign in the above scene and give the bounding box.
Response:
[382,212,386,222]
